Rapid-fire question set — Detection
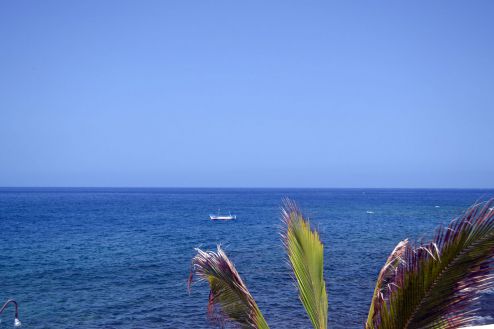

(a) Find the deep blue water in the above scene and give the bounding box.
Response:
[1,188,493,328]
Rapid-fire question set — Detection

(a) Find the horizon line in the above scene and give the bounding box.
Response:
[1,186,493,190]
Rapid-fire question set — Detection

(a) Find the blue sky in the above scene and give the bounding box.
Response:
[1,1,493,188]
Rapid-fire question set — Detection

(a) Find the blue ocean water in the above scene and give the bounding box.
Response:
[1,188,493,329]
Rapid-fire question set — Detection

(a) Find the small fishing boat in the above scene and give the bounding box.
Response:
[209,209,236,220]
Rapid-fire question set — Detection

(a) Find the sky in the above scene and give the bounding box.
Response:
[1,1,493,188]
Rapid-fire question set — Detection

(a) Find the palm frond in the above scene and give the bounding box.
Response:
[188,246,270,329]
[366,239,409,327]
[367,200,494,329]
[281,199,328,329]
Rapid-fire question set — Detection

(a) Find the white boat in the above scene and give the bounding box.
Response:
[209,210,236,220]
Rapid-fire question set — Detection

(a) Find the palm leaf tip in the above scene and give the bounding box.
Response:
[366,239,409,327]
[367,199,494,329]
[188,246,270,329]
[281,198,328,329]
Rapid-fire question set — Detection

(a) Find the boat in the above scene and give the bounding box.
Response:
[209,209,236,220]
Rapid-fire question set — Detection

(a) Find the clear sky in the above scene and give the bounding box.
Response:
[1,1,493,188]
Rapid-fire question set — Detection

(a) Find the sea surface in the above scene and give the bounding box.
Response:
[1,188,493,329]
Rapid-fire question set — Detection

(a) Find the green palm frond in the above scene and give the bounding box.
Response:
[367,200,494,329]
[188,246,270,329]
[281,199,328,329]
[366,238,409,327]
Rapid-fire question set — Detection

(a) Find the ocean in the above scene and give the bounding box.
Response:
[1,188,493,328]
